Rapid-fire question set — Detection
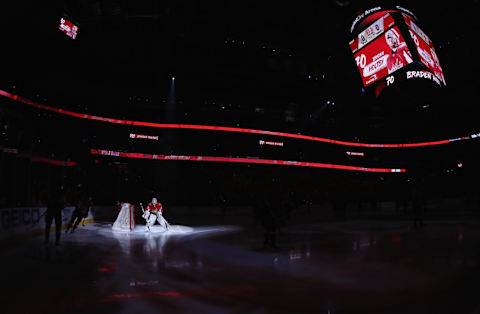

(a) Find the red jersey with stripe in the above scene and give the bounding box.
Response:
[147,202,163,214]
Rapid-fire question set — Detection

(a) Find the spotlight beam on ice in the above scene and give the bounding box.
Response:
[1,89,477,148]
[90,149,406,173]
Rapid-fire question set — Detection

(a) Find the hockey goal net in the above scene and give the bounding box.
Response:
[112,202,135,231]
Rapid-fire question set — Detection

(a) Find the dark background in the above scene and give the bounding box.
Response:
[1,0,479,207]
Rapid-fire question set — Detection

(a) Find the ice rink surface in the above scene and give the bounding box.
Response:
[2,219,480,314]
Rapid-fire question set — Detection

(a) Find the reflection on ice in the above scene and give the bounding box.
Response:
[98,223,242,263]
[106,223,240,236]
[117,225,196,234]
[129,280,158,287]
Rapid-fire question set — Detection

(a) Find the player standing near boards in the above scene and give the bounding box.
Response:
[45,186,65,245]
[140,198,170,231]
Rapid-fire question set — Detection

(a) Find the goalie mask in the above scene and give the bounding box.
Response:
[152,198,157,205]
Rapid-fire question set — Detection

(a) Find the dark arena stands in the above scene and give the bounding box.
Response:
[1,1,480,313]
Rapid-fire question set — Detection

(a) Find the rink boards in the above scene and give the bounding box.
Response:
[0,206,95,242]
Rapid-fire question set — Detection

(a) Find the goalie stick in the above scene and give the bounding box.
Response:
[139,203,150,231]
[162,215,171,230]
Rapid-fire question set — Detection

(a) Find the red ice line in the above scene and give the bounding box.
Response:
[1,89,472,148]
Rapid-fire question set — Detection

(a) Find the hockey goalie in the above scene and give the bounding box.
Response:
[141,198,170,231]
[112,202,135,231]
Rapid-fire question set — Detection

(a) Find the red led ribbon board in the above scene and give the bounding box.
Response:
[259,140,284,147]
[129,133,159,140]
[0,89,474,148]
[90,149,406,173]
[403,14,446,85]
[353,25,413,87]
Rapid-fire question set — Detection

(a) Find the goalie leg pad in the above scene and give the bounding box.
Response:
[147,213,157,228]
[157,215,169,229]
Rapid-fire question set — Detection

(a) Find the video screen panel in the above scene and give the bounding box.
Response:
[350,13,395,53]
[352,24,413,87]
[58,18,78,39]
[403,14,446,85]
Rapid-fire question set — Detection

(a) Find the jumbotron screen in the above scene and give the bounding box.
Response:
[350,17,413,87]
[58,18,78,39]
[403,13,446,85]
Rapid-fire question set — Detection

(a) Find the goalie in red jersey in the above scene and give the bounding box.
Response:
[140,197,170,231]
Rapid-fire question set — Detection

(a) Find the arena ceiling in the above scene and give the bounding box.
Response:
[1,0,479,138]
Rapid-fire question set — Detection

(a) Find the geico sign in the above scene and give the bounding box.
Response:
[0,208,41,230]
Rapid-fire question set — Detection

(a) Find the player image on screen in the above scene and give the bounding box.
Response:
[353,24,413,87]
[385,28,413,74]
